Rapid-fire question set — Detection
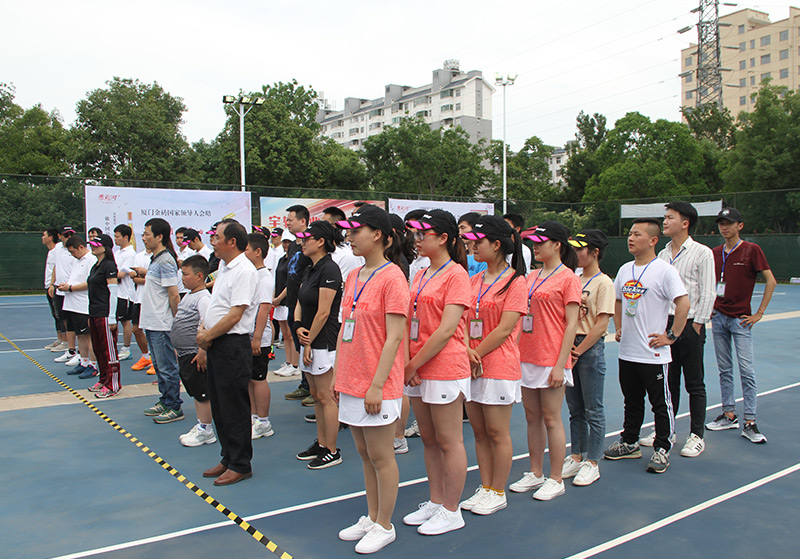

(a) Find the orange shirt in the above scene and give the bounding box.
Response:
[519,268,582,368]
[409,263,471,381]
[335,264,410,400]
[467,273,527,380]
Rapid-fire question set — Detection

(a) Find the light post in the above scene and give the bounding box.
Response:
[222,94,265,188]
[495,73,517,214]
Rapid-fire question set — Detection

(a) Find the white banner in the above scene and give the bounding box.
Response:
[387,198,494,219]
[85,185,252,250]
[620,200,722,219]
[259,197,385,231]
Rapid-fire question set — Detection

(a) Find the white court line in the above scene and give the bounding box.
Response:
[564,462,800,559]
[0,336,56,343]
[48,380,800,559]
[0,348,47,355]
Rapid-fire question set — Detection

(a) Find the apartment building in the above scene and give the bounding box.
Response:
[681,7,800,118]
[317,60,494,150]
[548,148,568,188]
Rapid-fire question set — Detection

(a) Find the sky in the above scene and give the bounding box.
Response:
[3,1,799,151]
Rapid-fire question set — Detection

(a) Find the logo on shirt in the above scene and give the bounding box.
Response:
[500,396,506,401]
[382,414,388,419]
[621,280,647,300]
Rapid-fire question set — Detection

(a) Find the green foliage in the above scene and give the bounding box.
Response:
[681,103,735,150]
[0,176,84,231]
[0,103,71,175]
[562,111,607,203]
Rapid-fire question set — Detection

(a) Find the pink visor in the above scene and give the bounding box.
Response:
[524,234,550,242]
[461,232,486,241]
[206,229,216,235]
[405,220,433,230]
[88,240,104,247]
[336,219,362,229]
[179,240,190,246]
[295,231,313,238]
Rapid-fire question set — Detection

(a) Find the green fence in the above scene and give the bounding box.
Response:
[0,232,48,291]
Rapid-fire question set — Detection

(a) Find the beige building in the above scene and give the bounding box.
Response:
[681,7,800,118]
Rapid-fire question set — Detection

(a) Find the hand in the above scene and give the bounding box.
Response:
[57,283,70,292]
[693,322,702,335]
[251,338,261,356]
[364,385,383,414]
[108,316,117,327]
[47,285,55,297]
[132,267,147,277]
[297,327,311,346]
[302,345,313,366]
[570,345,583,360]
[615,329,622,342]
[332,388,340,405]
[192,350,207,372]
[404,362,418,384]
[548,366,565,388]
[272,297,281,306]
[740,312,763,328]
[128,270,137,278]
[406,372,422,387]
[648,332,674,348]
[196,326,212,351]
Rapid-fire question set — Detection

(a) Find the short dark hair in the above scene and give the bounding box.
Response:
[88,227,103,236]
[286,204,310,224]
[632,218,662,237]
[145,218,175,254]
[247,232,270,259]
[65,235,85,249]
[45,227,59,244]
[114,224,132,240]
[176,227,188,235]
[404,209,426,222]
[181,255,209,278]
[665,201,698,229]
[458,212,481,229]
[353,201,366,208]
[220,219,248,251]
[503,213,525,231]
[322,206,346,221]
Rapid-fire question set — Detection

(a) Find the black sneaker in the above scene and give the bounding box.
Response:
[706,413,739,431]
[308,448,342,470]
[646,448,670,473]
[305,414,316,423]
[603,440,642,460]
[742,423,767,443]
[296,439,323,460]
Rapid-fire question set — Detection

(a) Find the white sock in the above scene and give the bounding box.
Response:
[198,421,212,431]
[143,353,150,360]
[251,414,259,422]
[123,345,130,351]
[89,361,97,368]
[80,357,89,367]
[258,416,270,425]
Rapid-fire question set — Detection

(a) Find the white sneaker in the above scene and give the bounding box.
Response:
[533,478,566,501]
[45,340,60,350]
[272,362,291,375]
[54,351,73,363]
[117,347,132,361]
[572,461,600,486]
[404,419,420,438]
[417,507,464,535]
[252,420,275,439]
[471,490,507,515]
[275,365,300,377]
[65,354,80,367]
[393,437,409,454]
[562,456,583,478]
[680,433,705,457]
[509,472,546,493]
[355,524,396,554]
[339,515,375,541]
[403,501,442,526]
[179,423,217,447]
[640,430,676,447]
[459,486,489,511]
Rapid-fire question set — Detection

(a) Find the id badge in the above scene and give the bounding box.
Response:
[716,282,725,297]
[522,314,533,333]
[625,297,639,317]
[469,319,484,340]
[410,318,420,341]
[342,318,355,342]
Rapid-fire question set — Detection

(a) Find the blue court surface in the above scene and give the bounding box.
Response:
[2,286,799,559]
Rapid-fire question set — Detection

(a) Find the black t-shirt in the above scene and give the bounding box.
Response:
[286,240,312,308]
[297,254,342,350]
[275,253,289,300]
[88,256,118,317]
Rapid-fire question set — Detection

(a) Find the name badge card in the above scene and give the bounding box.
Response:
[625,298,639,317]
[342,318,355,342]
[522,314,533,333]
[410,318,420,341]
[716,282,725,298]
[469,319,484,340]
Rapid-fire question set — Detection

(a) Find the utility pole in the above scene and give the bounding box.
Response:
[695,0,723,108]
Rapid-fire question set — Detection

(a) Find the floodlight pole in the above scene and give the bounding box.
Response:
[222,95,263,190]
[495,74,517,214]
[239,103,246,187]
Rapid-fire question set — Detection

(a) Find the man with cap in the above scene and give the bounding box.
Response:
[272,229,299,376]
[283,205,313,401]
[265,227,284,274]
[42,227,67,352]
[184,229,213,261]
[51,226,79,365]
[705,208,776,443]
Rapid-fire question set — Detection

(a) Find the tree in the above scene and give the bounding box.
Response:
[562,111,607,203]
[486,136,555,203]
[681,103,735,150]
[71,77,193,181]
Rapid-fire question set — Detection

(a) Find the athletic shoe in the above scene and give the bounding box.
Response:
[646,448,670,473]
[251,420,274,439]
[117,347,132,361]
[131,356,152,371]
[276,340,285,349]
[302,395,315,406]
[680,433,705,457]
[308,448,342,469]
[275,364,300,377]
[153,408,185,424]
[65,354,81,367]
[272,362,289,374]
[460,486,489,511]
[417,507,464,535]
[562,456,583,478]
[95,386,119,399]
[572,461,600,486]
[706,413,739,431]
[297,439,323,460]
[54,350,73,362]
[471,490,507,516]
[356,524,396,554]
[285,386,310,400]
[180,423,217,447]
[146,365,156,375]
[403,501,442,526]
[48,341,67,351]
[509,472,546,492]
[44,340,59,350]
[66,364,87,376]
[742,423,767,443]
[639,430,676,447]
[339,515,375,541]
[305,413,317,423]
[143,401,168,416]
[533,478,565,501]
[393,437,409,454]
[404,419,420,438]
[604,440,642,460]
[78,365,98,379]
[87,382,104,393]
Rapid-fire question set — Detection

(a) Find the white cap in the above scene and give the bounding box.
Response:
[281,230,296,242]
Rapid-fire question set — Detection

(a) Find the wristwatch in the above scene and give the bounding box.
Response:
[666,329,677,341]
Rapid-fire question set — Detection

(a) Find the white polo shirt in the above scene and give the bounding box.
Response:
[132,250,151,304]
[53,243,75,296]
[44,247,57,289]
[62,251,97,314]
[114,245,137,301]
[203,252,258,336]
[195,244,213,261]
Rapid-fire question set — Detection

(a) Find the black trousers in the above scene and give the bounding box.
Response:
[289,304,309,391]
[667,317,707,438]
[619,359,675,452]
[207,333,253,474]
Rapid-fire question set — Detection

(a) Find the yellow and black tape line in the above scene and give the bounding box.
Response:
[0,332,293,559]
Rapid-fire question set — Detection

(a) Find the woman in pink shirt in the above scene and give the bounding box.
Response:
[333,205,409,554]
[510,221,580,502]
[459,215,527,516]
[402,210,471,536]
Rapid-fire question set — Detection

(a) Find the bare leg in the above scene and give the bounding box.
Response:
[195,399,212,424]
[133,325,147,353]
[540,386,567,483]
[394,395,411,439]
[67,330,76,351]
[249,379,271,417]
[411,397,444,503]
[428,395,468,511]
[522,387,546,476]
[307,370,338,450]
[77,333,91,359]
[482,404,514,490]
[361,424,399,529]
[121,320,132,347]
[465,401,492,487]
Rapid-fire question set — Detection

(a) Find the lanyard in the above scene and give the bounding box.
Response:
[476,266,509,316]
[413,259,451,317]
[581,271,601,291]
[720,240,741,282]
[527,263,562,311]
[352,261,391,313]
[632,258,657,285]
[669,245,686,265]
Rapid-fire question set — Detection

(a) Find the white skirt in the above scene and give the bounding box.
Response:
[273,305,289,321]
[338,393,402,427]
[520,362,574,389]
[299,347,336,375]
[469,377,521,405]
[404,377,471,404]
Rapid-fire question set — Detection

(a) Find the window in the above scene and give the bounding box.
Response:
[441,104,454,111]
[685,56,693,66]
[761,35,771,46]
[349,127,360,136]
[761,54,771,64]
[750,58,756,68]
[685,73,693,83]
[751,94,757,103]
[761,72,771,82]
[369,122,381,130]
[332,131,344,139]
[751,39,756,49]
[455,103,461,110]
[440,89,454,98]
[740,42,746,52]
[739,60,747,70]
[556,157,562,164]
[738,24,745,34]
[781,29,789,41]
[350,117,359,124]
[740,96,747,106]
[751,75,756,86]
[415,110,430,118]
[369,108,383,118]
[686,90,693,100]
[455,89,462,97]
[781,68,789,79]
[413,97,427,107]
[739,77,746,87]
[781,49,789,60]
[337,120,344,127]
[391,117,402,124]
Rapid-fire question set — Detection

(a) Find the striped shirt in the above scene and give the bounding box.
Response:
[657,236,715,324]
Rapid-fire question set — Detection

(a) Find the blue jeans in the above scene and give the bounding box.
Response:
[712,312,757,421]
[145,330,182,411]
[565,335,607,462]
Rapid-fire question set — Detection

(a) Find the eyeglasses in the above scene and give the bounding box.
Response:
[413,231,440,241]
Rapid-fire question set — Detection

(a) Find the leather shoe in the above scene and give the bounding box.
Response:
[213,470,252,486]
[203,463,227,478]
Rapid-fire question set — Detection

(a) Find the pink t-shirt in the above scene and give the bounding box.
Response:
[335,264,410,400]
[519,268,582,368]
[409,263,471,381]
[467,273,527,380]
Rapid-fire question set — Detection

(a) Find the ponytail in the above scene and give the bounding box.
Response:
[383,230,405,270]
[495,230,526,294]
[446,231,468,271]
[559,240,578,271]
